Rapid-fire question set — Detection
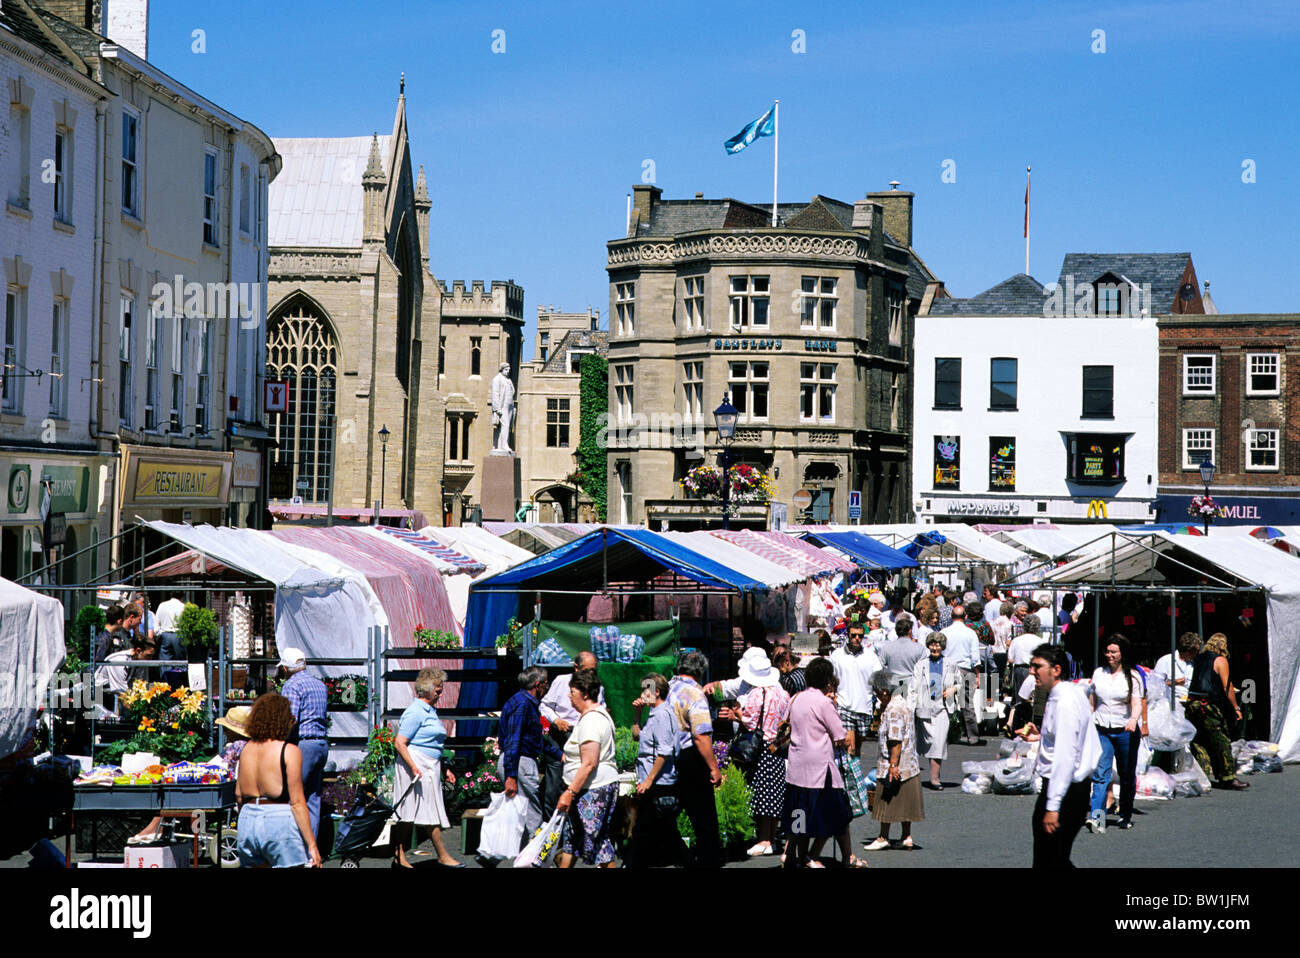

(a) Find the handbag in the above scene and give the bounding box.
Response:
[729,691,766,768]
[771,718,791,759]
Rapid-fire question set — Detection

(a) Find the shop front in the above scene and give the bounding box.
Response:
[1154,493,1300,526]
[118,447,233,571]
[1,452,110,586]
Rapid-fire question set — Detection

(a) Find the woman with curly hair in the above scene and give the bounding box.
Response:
[235,692,320,867]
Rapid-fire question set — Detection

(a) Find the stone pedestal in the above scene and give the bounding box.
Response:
[481,453,521,521]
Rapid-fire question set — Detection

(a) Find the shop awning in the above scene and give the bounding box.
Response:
[797,530,919,570]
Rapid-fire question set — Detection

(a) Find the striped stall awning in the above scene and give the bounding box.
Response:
[709,530,855,577]
[375,526,485,573]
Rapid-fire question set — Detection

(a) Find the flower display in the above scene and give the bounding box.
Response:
[413,623,461,650]
[681,463,774,504]
[1188,495,1223,519]
[101,680,210,764]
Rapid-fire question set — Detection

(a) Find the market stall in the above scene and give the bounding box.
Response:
[0,577,65,760]
[1002,530,1300,760]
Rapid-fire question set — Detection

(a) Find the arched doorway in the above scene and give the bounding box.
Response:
[266,297,339,503]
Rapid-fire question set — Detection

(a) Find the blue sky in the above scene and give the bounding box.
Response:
[149,0,1299,352]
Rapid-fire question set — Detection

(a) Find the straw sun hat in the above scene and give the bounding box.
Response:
[215,705,252,738]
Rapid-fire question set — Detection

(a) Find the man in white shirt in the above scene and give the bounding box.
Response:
[153,591,187,688]
[1152,632,1201,706]
[941,604,984,745]
[982,585,1002,628]
[538,651,604,815]
[1021,643,1102,869]
[830,622,883,757]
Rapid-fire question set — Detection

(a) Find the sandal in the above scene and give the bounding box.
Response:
[846,856,869,868]
[807,860,826,869]
[746,841,774,857]
[900,836,914,850]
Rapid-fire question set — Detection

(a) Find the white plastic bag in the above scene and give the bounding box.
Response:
[961,774,992,795]
[477,792,528,860]
[514,809,565,869]
[1146,702,1196,751]
[992,760,1035,795]
[1135,739,1153,775]
[961,760,1004,776]
[1135,766,1175,800]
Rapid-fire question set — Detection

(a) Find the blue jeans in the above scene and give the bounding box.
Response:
[1091,727,1140,819]
[297,738,329,839]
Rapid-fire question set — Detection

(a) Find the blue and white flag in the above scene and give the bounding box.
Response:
[724,103,776,154]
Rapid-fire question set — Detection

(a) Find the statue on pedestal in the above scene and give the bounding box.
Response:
[490,363,515,455]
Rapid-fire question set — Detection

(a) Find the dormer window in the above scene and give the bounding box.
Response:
[1092,272,1134,316]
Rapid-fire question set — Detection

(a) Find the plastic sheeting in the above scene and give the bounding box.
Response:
[372,526,484,574]
[710,529,855,576]
[0,577,65,759]
[1039,531,1300,762]
[419,525,535,573]
[798,530,920,570]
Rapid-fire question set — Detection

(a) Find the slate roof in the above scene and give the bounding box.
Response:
[542,329,609,374]
[638,195,877,239]
[929,253,1196,317]
[2,0,69,59]
[31,3,101,58]
[269,136,392,248]
[1057,253,1192,312]
[926,273,1047,316]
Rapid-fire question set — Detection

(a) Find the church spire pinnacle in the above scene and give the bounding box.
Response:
[414,165,430,205]
[363,132,386,185]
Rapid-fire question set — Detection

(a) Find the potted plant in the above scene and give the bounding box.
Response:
[176,603,219,661]
[413,624,460,650]
[675,762,756,858]
[494,617,522,656]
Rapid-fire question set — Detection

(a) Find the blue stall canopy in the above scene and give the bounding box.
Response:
[469,527,769,595]
[463,527,770,650]
[797,531,920,570]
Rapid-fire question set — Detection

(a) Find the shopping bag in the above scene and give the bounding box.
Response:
[514,809,566,868]
[477,792,528,860]
[837,751,870,818]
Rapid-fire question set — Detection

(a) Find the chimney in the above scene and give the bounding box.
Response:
[854,198,885,258]
[104,0,149,59]
[867,181,914,249]
[630,184,661,236]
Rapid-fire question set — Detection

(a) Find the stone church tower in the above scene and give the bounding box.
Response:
[266,85,445,519]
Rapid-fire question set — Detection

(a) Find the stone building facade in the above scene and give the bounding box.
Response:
[1156,308,1300,524]
[437,279,524,522]
[17,0,279,574]
[267,92,443,519]
[516,306,606,521]
[604,184,937,528]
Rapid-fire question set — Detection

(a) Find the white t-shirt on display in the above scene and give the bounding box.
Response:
[1152,653,1193,703]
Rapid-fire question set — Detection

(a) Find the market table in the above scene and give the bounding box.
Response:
[69,781,237,868]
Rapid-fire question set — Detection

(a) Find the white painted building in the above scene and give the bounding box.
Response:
[913,269,1159,525]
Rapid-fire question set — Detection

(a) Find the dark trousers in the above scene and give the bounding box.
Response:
[626,783,685,868]
[298,738,329,840]
[676,746,722,868]
[1032,777,1091,869]
[541,749,565,820]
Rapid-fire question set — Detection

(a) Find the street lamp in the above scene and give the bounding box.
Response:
[713,393,738,530]
[1199,456,1216,536]
[378,424,390,514]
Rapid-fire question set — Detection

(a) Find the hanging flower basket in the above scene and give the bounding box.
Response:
[680,464,773,504]
[1188,495,1223,519]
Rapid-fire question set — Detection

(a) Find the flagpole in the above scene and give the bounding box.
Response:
[772,100,779,227]
[1024,165,1031,276]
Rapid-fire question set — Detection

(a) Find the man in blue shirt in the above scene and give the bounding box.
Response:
[497,665,562,844]
[279,647,329,840]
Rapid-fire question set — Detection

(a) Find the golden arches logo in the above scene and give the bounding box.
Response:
[1086,499,1108,519]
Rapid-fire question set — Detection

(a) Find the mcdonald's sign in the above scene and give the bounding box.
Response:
[1086,499,1108,519]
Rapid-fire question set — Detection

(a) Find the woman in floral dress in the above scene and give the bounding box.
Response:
[555,669,620,867]
[864,670,924,850]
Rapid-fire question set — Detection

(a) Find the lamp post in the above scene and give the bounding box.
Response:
[378,424,390,514]
[713,393,738,530]
[1199,456,1216,536]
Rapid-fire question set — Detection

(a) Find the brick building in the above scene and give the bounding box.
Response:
[1157,306,1300,524]
[604,183,938,528]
